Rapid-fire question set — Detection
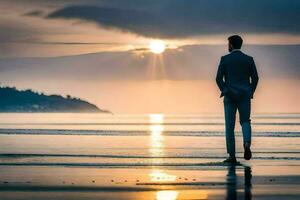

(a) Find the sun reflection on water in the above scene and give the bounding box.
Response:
[149,114,165,124]
[150,169,177,182]
[156,190,179,200]
[148,114,177,183]
[149,114,165,158]
[149,124,164,157]
[149,114,164,158]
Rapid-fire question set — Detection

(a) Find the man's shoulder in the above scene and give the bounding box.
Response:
[241,52,254,60]
[220,54,230,61]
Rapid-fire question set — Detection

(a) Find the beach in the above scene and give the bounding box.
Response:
[0,113,299,199]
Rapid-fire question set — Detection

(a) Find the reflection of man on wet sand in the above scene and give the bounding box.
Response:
[226,165,252,200]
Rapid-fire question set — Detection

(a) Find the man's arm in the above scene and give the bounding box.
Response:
[250,58,259,98]
[216,57,227,97]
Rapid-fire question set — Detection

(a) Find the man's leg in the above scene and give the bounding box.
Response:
[238,98,252,160]
[224,96,237,159]
[238,98,252,145]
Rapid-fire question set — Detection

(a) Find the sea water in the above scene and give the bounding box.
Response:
[0,113,299,167]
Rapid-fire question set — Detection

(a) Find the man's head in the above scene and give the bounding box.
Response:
[228,35,243,52]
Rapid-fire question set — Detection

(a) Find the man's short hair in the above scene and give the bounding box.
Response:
[228,35,243,49]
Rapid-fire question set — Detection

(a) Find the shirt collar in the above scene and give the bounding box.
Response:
[230,49,242,53]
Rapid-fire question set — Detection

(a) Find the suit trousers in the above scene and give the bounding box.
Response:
[223,96,252,156]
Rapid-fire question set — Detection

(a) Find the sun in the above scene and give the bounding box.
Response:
[149,40,166,54]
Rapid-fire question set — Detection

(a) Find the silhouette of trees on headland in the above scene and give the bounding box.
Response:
[0,86,109,113]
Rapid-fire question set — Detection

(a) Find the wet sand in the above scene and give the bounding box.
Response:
[0,161,299,200]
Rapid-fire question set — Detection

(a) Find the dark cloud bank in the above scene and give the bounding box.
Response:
[45,0,300,38]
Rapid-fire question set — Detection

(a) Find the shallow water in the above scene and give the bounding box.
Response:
[0,113,299,166]
[0,113,299,199]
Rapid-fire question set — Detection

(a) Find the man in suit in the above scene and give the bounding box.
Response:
[216,35,259,163]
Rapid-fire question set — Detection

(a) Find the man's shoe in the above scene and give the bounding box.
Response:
[244,143,252,160]
[223,157,237,164]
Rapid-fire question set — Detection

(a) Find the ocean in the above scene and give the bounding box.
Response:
[0,113,299,199]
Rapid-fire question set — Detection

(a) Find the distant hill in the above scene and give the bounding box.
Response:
[0,86,110,113]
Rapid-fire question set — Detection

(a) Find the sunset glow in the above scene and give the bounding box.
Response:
[149,40,166,54]
[0,1,300,200]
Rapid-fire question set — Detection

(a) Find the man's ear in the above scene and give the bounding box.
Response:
[228,43,233,52]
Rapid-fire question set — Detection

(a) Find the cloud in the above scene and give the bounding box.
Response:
[45,0,300,38]
[47,6,166,37]
[0,44,299,81]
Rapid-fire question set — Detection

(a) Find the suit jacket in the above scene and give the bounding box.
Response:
[216,50,259,100]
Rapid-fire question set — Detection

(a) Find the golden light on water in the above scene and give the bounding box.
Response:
[150,169,177,182]
[156,190,179,200]
[149,114,165,157]
[149,114,164,145]
[149,40,166,54]
[150,125,164,138]
[148,114,209,200]
[156,190,209,200]
[149,114,164,124]
[148,114,177,185]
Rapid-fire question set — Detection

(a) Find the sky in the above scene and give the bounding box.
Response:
[0,0,299,113]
